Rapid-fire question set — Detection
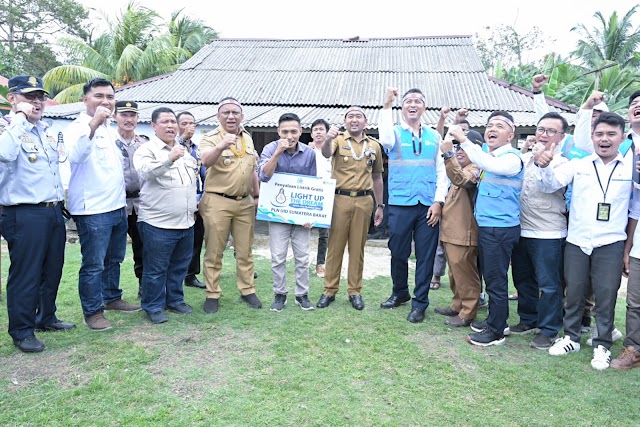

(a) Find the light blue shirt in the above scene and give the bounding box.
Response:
[0,112,64,205]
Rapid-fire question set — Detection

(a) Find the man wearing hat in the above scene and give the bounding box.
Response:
[0,75,75,352]
[433,130,482,327]
[377,87,449,323]
[317,106,384,310]
[65,78,141,332]
[198,97,262,314]
[114,101,145,297]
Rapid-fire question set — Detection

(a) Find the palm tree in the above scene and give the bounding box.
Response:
[43,2,217,103]
[571,5,640,69]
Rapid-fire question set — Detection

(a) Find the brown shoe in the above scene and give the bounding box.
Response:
[434,307,459,317]
[611,346,640,370]
[316,264,325,278]
[105,299,141,312]
[445,315,472,327]
[84,312,113,331]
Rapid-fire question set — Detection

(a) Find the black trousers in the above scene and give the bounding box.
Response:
[127,207,144,282]
[187,211,205,277]
[1,204,66,340]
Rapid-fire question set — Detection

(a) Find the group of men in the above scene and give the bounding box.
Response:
[2,73,640,374]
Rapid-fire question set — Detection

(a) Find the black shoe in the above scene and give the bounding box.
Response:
[349,294,365,310]
[13,336,45,353]
[168,303,193,314]
[434,307,460,317]
[35,320,76,332]
[184,275,206,289]
[467,328,505,346]
[254,271,258,279]
[147,311,169,324]
[380,294,411,309]
[203,298,219,314]
[407,308,426,323]
[471,320,511,335]
[316,294,335,308]
[240,293,263,309]
[295,295,315,311]
[509,323,539,335]
[270,293,287,312]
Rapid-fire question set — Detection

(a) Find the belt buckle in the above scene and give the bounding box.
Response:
[236,196,243,201]
[46,201,57,207]
[349,191,358,197]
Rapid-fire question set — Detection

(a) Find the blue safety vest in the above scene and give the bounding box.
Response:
[387,125,439,206]
[475,148,524,227]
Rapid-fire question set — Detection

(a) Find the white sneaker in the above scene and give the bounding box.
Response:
[587,326,623,346]
[591,345,611,371]
[549,335,581,356]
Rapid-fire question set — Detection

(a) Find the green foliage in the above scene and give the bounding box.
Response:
[0,0,88,76]
[474,25,548,73]
[43,2,218,103]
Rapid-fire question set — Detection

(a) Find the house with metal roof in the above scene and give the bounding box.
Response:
[43,35,577,150]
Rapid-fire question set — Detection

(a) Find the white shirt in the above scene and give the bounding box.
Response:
[378,107,448,203]
[65,112,126,215]
[460,140,522,177]
[314,146,332,179]
[535,152,638,255]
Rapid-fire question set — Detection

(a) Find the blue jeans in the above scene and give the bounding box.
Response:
[138,222,193,314]
[511,237,564,337]
[75,208,127,316]
[478,226,520,336]
[388,204,440,310]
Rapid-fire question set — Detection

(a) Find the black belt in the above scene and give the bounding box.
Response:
[126,191,140,199]
[335,189,373,197]
[212,192,249,201]
[7,201,62,208]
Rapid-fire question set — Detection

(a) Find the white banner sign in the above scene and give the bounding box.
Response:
[256,173,336,228]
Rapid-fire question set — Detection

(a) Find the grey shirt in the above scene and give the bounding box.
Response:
[117,134,142,215]
[133,136,197,229]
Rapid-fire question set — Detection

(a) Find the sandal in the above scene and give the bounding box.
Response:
[430,281,441,290]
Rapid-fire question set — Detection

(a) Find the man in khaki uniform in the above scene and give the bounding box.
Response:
[318,106,384,310]
[199,98,261,313]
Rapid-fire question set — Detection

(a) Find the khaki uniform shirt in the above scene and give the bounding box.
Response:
[440,160,480,247]
[329,132,383,191]
[200,128,257,196]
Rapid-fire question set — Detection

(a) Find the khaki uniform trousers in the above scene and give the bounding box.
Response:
[201,193,256,298]
[323,195,373,296]
[443,242,481,320]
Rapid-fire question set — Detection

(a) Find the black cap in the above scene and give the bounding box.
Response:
[466,130,485,146]
[115,101,138,113]
[7,75,49,96]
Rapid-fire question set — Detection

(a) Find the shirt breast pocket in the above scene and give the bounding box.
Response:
[20,142,41,163]
[479,186,502,198]
[93,137,112,162]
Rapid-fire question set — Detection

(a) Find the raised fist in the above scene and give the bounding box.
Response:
[169,144,186,162]
[532,74,549,91]
[327,125,340,141]
[384,87,399,107]
[440,107,451,119]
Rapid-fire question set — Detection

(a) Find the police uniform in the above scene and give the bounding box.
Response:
[199,127,258,300]
[114,101,144,288]
[0,75,72,351]
[322,131,383,298]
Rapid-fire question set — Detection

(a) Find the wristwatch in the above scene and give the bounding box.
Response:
[442,151,454,161]
[377,203,385,209]
[437,201,444,207]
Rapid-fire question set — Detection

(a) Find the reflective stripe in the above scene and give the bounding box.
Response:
[481,176,523,188]
[388,159,436,167]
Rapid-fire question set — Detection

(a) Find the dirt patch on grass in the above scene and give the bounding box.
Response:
[123,325,262,401]
[0,347,94,391]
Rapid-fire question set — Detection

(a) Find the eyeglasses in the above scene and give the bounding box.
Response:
[219,110,242,117]
[20,92,49,101]
[115,139,129,157]
[453,145,464,152]
[535,127,564,137]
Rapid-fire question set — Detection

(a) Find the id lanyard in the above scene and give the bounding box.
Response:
[593,160,619,221]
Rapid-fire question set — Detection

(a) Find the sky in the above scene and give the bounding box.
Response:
[81,0,640,63]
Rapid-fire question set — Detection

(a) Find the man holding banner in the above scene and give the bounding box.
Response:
[318,106,384,310]
[258,113,317,312]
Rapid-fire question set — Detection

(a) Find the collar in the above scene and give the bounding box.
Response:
[589,151,625,166]
[344,131,369,143]
[150,135,175,151]
[399,119,426,135]
[491,143,517,155]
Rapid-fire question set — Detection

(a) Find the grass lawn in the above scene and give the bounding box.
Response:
[1,241,639,426]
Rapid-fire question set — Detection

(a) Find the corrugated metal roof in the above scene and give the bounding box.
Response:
[45,36,578,128]
[43,102,576,128]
